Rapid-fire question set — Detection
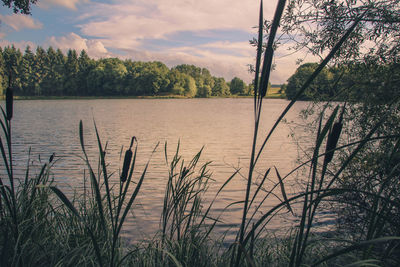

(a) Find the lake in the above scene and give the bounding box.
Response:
[5,98,331,243]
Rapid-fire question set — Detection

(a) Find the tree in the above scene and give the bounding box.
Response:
[183,74,197,97]
[2,45,22,93]
[229,77,246,95]
[87,62,105,96]
[279,0,400,258]
[167,69,186,95]
[102,58,127,95]
[197,85,212,97]
[173,64,202,87]
[2,0,37,14]
[285,63,333,100]
[32,46,47,95]
[0,48,6,95]
[280,0,400,65]
[77,50,94,95]
[20,46,35,95]
[64,49,79,95]
[212,77,230,96]
[41,46,65,96]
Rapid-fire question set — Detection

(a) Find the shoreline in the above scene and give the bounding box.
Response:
[10,94,286,100]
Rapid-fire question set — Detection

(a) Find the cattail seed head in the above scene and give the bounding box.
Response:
[49,153,55,163]
[5,73,13,121]
[181,167,189,178]
[5,87,13,121]
[120,136,136,183]
[120,150,132,182]
[324,120,343,165]
[324,105,346,165]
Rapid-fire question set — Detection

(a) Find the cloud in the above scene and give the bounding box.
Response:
[78,0,278,48]
[199,41,254,57]
[0,40,37,51]
[73,0,304,83]
[38,0,89,10]
[47,33,111,58]
[0,14,43,31]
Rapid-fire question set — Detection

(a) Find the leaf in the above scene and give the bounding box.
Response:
[50,186,79,218]
[312,237,400,266]
[254,10,367,166]
[274,166,293,215]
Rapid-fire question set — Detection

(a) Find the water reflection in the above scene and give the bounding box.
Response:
[5,98,322,242]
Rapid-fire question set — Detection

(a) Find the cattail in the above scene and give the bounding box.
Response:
[6,74,13,121]
[49,153,55,163]
[120,136,136,182]
[324,105,346,165]
[181,167,189,178]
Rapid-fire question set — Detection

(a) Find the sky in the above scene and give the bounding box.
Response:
[0,0,313,84]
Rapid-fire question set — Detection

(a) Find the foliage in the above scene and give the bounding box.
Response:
[1,0,37,14]
[285,62,400,101]
[0,47,235,98]
[229,77,247,95]
[278,0,400,264]
[212,77,230,96]
[286,63,334,100]
[279,0,400,65]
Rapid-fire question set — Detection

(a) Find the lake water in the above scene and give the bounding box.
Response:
[4,98,331,243]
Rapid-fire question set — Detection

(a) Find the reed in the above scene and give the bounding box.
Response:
[230,0,400,266]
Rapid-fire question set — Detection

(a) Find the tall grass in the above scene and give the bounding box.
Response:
[229,0,400,266]
[1,0,400,266]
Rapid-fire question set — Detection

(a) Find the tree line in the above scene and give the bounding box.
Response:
[0,45,251,97]
[284,62,400,102]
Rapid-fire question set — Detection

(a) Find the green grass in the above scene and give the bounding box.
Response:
[266,86,285,98]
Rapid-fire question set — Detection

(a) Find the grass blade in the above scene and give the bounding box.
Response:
[312,237,400,266]
[50,186,79,218]
[274,166,293,215]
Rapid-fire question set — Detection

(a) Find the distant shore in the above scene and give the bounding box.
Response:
[10,94,285,101]
[8,87,285,100]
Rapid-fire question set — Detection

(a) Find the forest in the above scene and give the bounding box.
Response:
[0,45,250,98]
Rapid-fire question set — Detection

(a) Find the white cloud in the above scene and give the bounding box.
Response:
[47,33,111,58]
[38,0,89,10]
[0,40,37,51]
[78,0,278,48]
[199,41,254,57]
[0,14,42,31]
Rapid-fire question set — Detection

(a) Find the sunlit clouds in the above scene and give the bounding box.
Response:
[48,33,111,58]
[0,14,43,31]
[38,0,89,10]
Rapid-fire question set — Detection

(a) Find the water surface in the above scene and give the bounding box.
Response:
[7,98,324,242]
